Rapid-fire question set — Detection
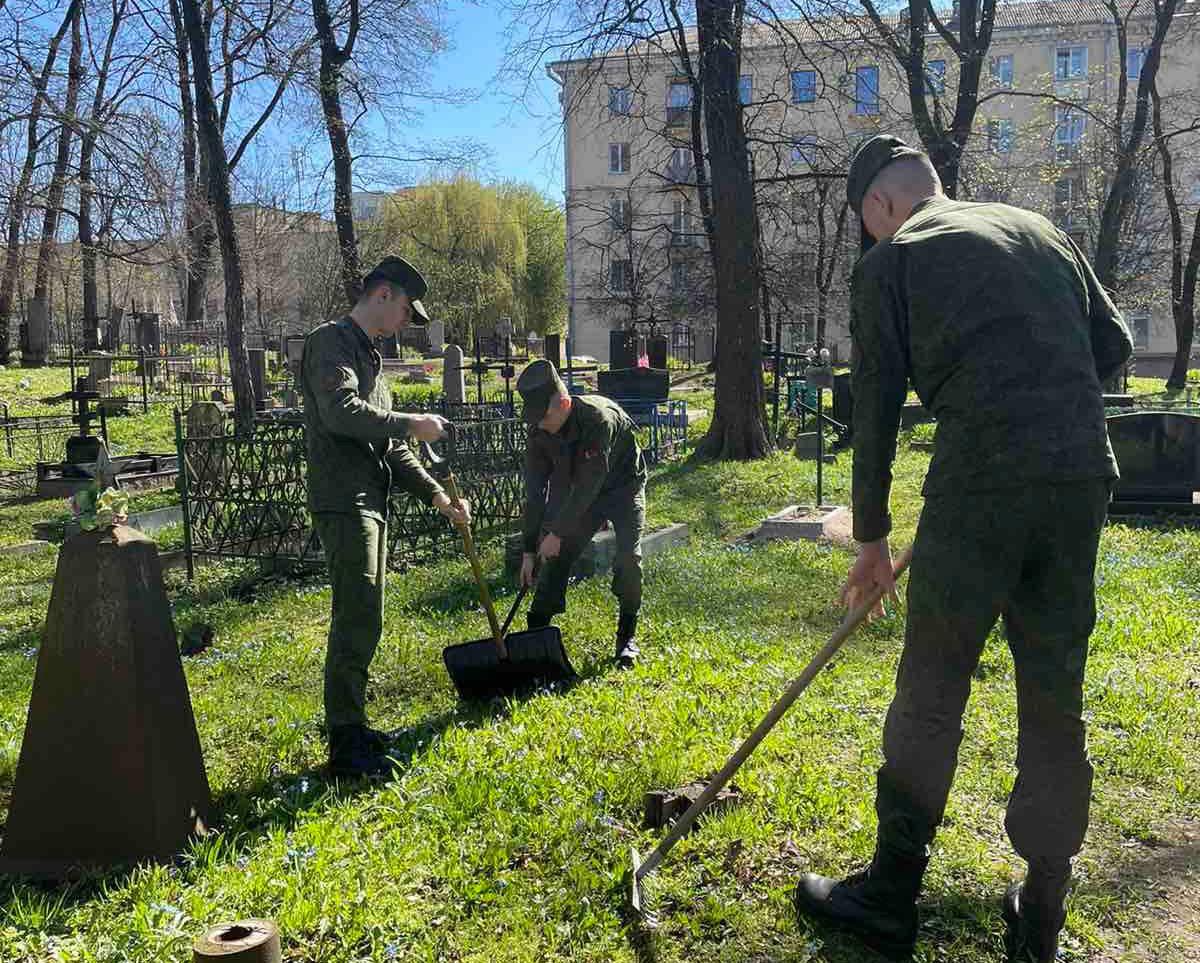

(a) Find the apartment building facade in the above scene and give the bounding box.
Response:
[550,0,1200,371]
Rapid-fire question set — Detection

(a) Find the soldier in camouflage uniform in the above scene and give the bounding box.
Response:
[792,136,1133,962]
[300,256,470,778]
[516,359,647,668]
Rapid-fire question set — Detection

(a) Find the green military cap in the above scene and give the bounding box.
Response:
[517,358,566,426]
[846,134,925,216]
[362,255,431,324]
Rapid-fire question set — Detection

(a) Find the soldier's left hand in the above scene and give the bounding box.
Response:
[434,492,471,527]
[538,532,562,560]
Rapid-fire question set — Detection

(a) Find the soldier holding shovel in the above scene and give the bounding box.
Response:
[300,256,470,778]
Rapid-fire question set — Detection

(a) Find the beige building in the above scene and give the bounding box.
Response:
[549,0,1200,372]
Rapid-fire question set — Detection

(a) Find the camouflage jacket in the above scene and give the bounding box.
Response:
[522,394,647,550]
[299,317,443,518]
[850,196,1134,543]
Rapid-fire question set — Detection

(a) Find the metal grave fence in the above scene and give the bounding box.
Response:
[175,408,526,576]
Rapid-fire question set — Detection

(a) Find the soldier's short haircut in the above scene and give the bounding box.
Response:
[358,276,407,302]
[871,154,941,200]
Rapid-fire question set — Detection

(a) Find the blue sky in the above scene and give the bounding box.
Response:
[365,0,566,199]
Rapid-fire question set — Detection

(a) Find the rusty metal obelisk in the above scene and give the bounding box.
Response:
[0,526,210,878]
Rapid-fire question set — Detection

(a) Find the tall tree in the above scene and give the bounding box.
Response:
[180,0,253,430]
[32,3,83,311]
[78,0,131,346]
[694,0,769,459]
[0,0,83,363]
[1091,0,1180,291]
[1150,76,1200,388]
[312,0,361,306]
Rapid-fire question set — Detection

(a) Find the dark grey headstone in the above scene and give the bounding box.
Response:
[1108,410,1200,505]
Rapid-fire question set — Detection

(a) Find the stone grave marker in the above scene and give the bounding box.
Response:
[0,526,210,877]
[444,343,466,404]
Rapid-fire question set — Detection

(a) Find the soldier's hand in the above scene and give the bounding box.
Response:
[408,413,449,443]
[520,552,537,588]
[433,492,471,528]
[538,532,563,560]
[839,538,898,621]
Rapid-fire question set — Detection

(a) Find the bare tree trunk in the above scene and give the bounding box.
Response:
[694,0,769,460]
[33,6,84,311]
[0,0,82,363]
[168,0,213,326]
[1152,78,1200,388]
[1092,0,1178,289]
[313,0,361,307]
[181,0,254,431]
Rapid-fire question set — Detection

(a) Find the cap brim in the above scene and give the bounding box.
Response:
[411,299,430,325]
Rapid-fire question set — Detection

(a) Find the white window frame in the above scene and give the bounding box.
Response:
[1055,45,1088,81]
[608,86,633,116]
[610,258,632,292]
[610,197,630,230]
[609,142,630,174]
[791,69,817,104]
[991,54,1014,87]
[988,118,1014,154]
[1054,106,1086,153]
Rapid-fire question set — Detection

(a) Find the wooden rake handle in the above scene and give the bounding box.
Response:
[635,545,914,883]
[445,472,507,660]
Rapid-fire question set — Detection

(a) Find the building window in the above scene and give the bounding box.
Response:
[987,119,1014,153]
[609,86,633,116]
[671,261,687,294]
[855,66,880,115]
[1055,45,1088,81]
[926,59,946,94]
[610,259,632,292]
[1129,314,1149,350]
[739,74,753,105]
[1054,176,1081,223]
[668,146,693,182]
[671,198,691,244]
[1127,48,1147,80]
[791,69,817,103]
[1054,106,1086,158]
[610,197,631,231]
[790,134,818,166]
[667,80,692,125]
[609,142,630,174]
[991,54,1014,87]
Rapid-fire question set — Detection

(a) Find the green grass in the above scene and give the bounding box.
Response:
[0,402,1195,961]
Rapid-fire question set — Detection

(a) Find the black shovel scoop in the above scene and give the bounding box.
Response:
[422,442,576,700]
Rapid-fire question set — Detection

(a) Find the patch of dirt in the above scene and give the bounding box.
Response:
[1089,817,1200,962]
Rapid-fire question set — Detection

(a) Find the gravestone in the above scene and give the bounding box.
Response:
[443,344,466,404]
[693,326,715,365]
[248,348,267,411]
[610,330,638,369]
[186,401,227,490]
[285,337,306,380]
[88,353,113,392]
[426,319,445,353]
[1107,410,1200,512]
[135,312,161,379]
[0,526,210,877]
[104,307,124,352]
[23,296,49,367]
[597,367,669,402]
[647,334,668,371]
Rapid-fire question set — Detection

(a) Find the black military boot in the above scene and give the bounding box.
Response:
[615,612,640,668]
[362,726,392,753]
[527,610,553,631]
[328,724,391,779]
[794,847,928,961]
[1003,866,1071,963]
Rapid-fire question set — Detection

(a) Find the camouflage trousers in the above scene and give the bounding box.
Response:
[531,486,646,619]
[875,480,1111,872]
[313,512,388,730]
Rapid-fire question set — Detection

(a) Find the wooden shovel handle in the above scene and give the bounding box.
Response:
[445,473,507,659]
[635,545,914,883]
